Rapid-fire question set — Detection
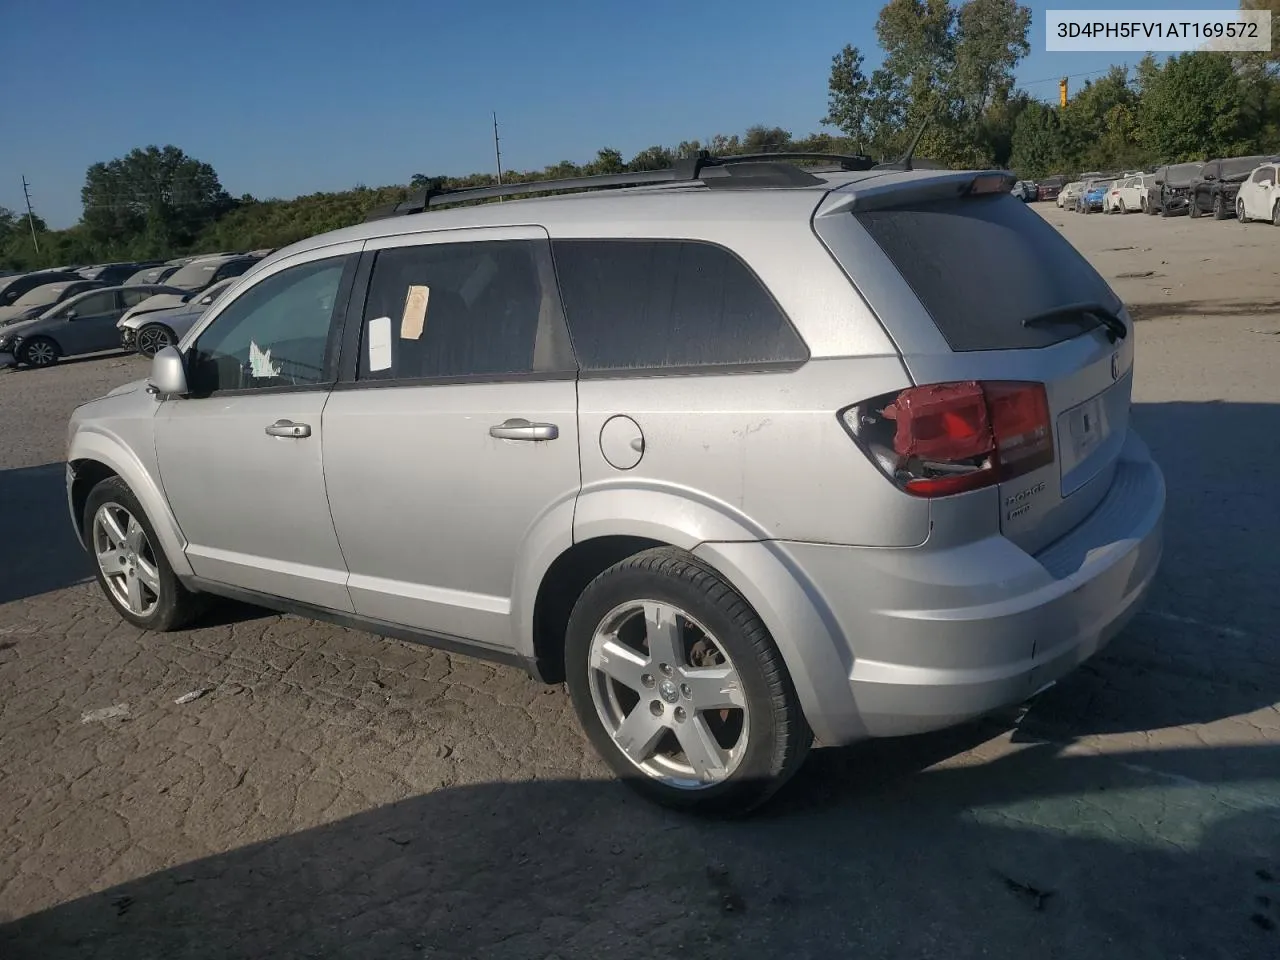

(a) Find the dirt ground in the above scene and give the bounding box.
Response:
[0,206,1277,959]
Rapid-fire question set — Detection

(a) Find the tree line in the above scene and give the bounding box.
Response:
[4,0,1278,271]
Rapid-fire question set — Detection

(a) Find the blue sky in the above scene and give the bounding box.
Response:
[0,0,1229,228]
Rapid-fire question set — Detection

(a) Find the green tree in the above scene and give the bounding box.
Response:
[81,145,231,255]
[1136,53,1247,161]
[1008,101,1066,176]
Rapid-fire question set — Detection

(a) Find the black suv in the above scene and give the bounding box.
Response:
[1146,162,1203,216]
[1189,155,1277,220]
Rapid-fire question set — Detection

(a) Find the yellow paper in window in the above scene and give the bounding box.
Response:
[401,284,430,340]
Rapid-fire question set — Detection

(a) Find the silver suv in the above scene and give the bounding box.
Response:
[65,158,1165,814]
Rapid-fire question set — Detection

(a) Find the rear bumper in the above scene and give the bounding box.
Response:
[755,429,1164,743]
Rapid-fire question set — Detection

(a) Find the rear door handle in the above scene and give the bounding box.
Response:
[489,418,559,441]
[265,419,311,438]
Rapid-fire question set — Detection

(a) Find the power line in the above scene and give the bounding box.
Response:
[1020,68,1112,87]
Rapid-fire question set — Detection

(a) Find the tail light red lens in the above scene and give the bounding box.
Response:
[840,381,1054,498]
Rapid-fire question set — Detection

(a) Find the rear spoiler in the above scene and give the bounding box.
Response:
[815,170,1016,218]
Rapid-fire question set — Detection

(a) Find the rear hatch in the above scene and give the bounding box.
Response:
[814,171,1132,556]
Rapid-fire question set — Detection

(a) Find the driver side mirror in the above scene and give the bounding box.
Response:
[148,345,188,396]
[65,309,78,319]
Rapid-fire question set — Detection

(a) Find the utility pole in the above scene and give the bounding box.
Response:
[21,175,40,254]
[492,111,504,201]
[1059,77,1069,108]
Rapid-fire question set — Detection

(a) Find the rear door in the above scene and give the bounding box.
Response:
[322,227,580,651]
[60,290,123,355]
[815,176,1132,554]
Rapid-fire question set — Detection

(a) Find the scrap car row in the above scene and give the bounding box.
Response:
[0,250,271,368]
[1012,152,1280,221]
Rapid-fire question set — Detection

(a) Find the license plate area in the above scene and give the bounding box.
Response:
[1057,387,1119,494]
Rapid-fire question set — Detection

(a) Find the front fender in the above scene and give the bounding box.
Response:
[68,426,192,577]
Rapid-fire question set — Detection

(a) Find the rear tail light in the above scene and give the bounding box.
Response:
[839,381,1054,498]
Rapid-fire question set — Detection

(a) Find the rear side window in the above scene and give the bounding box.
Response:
[358,239,575,381]
[855,194,1118,352]
[552,239,807,373]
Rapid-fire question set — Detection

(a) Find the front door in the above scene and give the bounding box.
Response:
[60,290,125,355]
[321,228,581,651]
[154,248,361,610]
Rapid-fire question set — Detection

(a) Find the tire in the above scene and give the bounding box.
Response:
[1189,196,1201,219]
[1213,194,1227,220]
[136,324,175,358]
[1273,201,1280,227]
[84,476,204,632]
[1119,199,1127,214]
[564,547,811,816]
[19,336,60,368]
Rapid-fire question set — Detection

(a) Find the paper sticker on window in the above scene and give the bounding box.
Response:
[401,285,429,340]
[367,315,392,371]
[249,340,280,378]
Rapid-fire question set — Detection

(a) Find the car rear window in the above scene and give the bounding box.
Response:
[854,193,1118,352]
[552,239,807,373]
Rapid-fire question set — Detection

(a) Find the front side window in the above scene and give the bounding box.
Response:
[552,239,806,373]
[357,239,574,381]
[67,291,118,317]
[187,256,349,394]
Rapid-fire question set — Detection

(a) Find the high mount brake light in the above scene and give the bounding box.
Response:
[840,381,1054,498]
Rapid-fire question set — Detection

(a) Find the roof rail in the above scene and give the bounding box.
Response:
[364,151,877,221]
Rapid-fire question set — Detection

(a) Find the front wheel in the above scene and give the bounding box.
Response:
[19,337,60,367]
[85,476,204,631]
[1273,200,1280,227]
[1237,199,1248,223]
[565,548,811,815]
[136,324,175,358]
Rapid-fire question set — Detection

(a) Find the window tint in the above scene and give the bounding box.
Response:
[188,256,348,394]
[121,288,153,308]
[552,240,805,372]
[855,193,1117,352]
[358,239,574,381]
[68,291,118,317]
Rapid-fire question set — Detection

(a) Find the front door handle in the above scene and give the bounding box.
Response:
[265,419,311,439]
[489,418,559,441]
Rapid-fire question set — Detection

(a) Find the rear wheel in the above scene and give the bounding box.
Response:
[1189,196,1202,218]
[1213,194,1227,220]
[1118,199,1127,214]
[136,324,175,358]
[19,337,59,367]
[1273,200,1280,227]
[565,548,811,815]
[85,477,204,631]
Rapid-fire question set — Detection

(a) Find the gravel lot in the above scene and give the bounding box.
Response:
[1,207,1278,959]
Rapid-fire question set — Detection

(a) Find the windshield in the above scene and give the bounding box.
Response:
[1221,157,1267,178]
[1165,163,1201,184]
[165,260,224,290]
[12,283,75,308]
[1090,180,1115,192]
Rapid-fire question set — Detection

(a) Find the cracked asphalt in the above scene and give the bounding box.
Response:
[1,208,1278,959]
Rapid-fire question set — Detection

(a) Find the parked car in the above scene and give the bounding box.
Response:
[1107,174,1153,214]
[1076,179,1114,213]
[0,279,103,326]
[0,270,83,309]
[0,284,182,367]
[1144,162,1203,216]
[1189,155,1277,220]
[1037,176,1066,202]
[1235,160,1280,224]
[120,278,238,356]
[1057,181,1083,209]
[123,264,182,286]
[1010,180,1037,202]
[65,160,1164,814]
[78,261,163,286]
[163,254,261,293]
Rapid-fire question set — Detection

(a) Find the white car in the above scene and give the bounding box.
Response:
[1057,181,1083,209]
[1236,161,1280,225]
[1108,174,1153,214]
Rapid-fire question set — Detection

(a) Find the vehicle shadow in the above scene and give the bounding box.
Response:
[0,462,92,604]
[1,744,1276,960]
[1011,400,1280,786]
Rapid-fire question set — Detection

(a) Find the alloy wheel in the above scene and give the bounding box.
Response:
[137,326,173,357]
[92,502,161,617]
[24,340,56,366]
[587,600,749,788]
